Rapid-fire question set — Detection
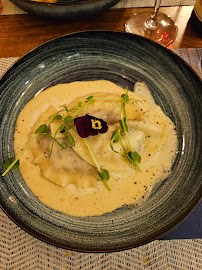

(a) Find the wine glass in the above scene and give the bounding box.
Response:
[125,0,178,47]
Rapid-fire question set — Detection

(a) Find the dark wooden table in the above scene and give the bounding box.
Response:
[0,5,201,58]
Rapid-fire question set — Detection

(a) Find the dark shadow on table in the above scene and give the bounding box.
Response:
[160,201,201,240]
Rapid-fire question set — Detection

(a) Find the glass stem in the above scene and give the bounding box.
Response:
[151,0,161,20]
[145,0,162,29]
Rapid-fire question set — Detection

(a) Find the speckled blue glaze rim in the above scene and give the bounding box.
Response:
[11,0,120,20]
[0,31,201,252]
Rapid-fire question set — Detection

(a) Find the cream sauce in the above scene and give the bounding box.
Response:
[14,80,178,217]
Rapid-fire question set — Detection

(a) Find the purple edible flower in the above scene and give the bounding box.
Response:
[74,114,108,138]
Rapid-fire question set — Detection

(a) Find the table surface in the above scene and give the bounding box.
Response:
[0,5,202,58]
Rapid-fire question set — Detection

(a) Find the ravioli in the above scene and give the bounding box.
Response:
[30,107,97,188]
[14,80,178,217]
[68,92,144,123]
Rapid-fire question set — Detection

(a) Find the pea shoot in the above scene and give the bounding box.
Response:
[110,88,141,171]
[98,169,111,191]
[110,129,121,153]
[4,156,20,170]
[83,138,111,191]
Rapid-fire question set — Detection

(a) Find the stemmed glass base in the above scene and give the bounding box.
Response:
[125,11,178,47]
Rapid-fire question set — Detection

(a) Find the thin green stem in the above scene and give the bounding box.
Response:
[49,125,61,157]
[61,120,77,132]
[42,133,66,149]
[76,100,92,117]
[119,135,128,157]
[83,138,101,172]
[136,163,141,172]
[103,179,111,191]
[47,110,65,125]
[121,112,132,151]
[46,118,53,126]
[94,97,121,101]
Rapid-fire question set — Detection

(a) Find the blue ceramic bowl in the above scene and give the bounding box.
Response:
[0,31,201,252]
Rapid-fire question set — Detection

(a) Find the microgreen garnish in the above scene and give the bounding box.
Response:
[52,114,62,121]
[111,130,120,143]
[4,156,20,170]
[98,169,111,191]
[2,134,39,176]
[75,95,95,117]
[127,151,141,171]
[110,129,121,153]
[34,124,47,134]
[59,124,66,133]
[67,132,75,147]
[110,88,141,170]
[64,115,74,123]
[120,89,141,169]
[49,124,66,158]
[83,138,111,191]
[119,118,128,133]
[60,141,69,149]
[86,96,95,102]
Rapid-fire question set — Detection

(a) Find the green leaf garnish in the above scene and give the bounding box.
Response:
[98,169,111,191]
[86,96,95,102]
[60,124,66,133]
[110,129,120,153]
[64,115,74,123]
[35,124,47,134]
[99,169,110,180]
[4,157,20,170]
[111,130,120,143]
[121,93,130,103]
[67,132,75,147]
[52,114,62,121]
[128,151,141,163]
[127,151,141,171]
